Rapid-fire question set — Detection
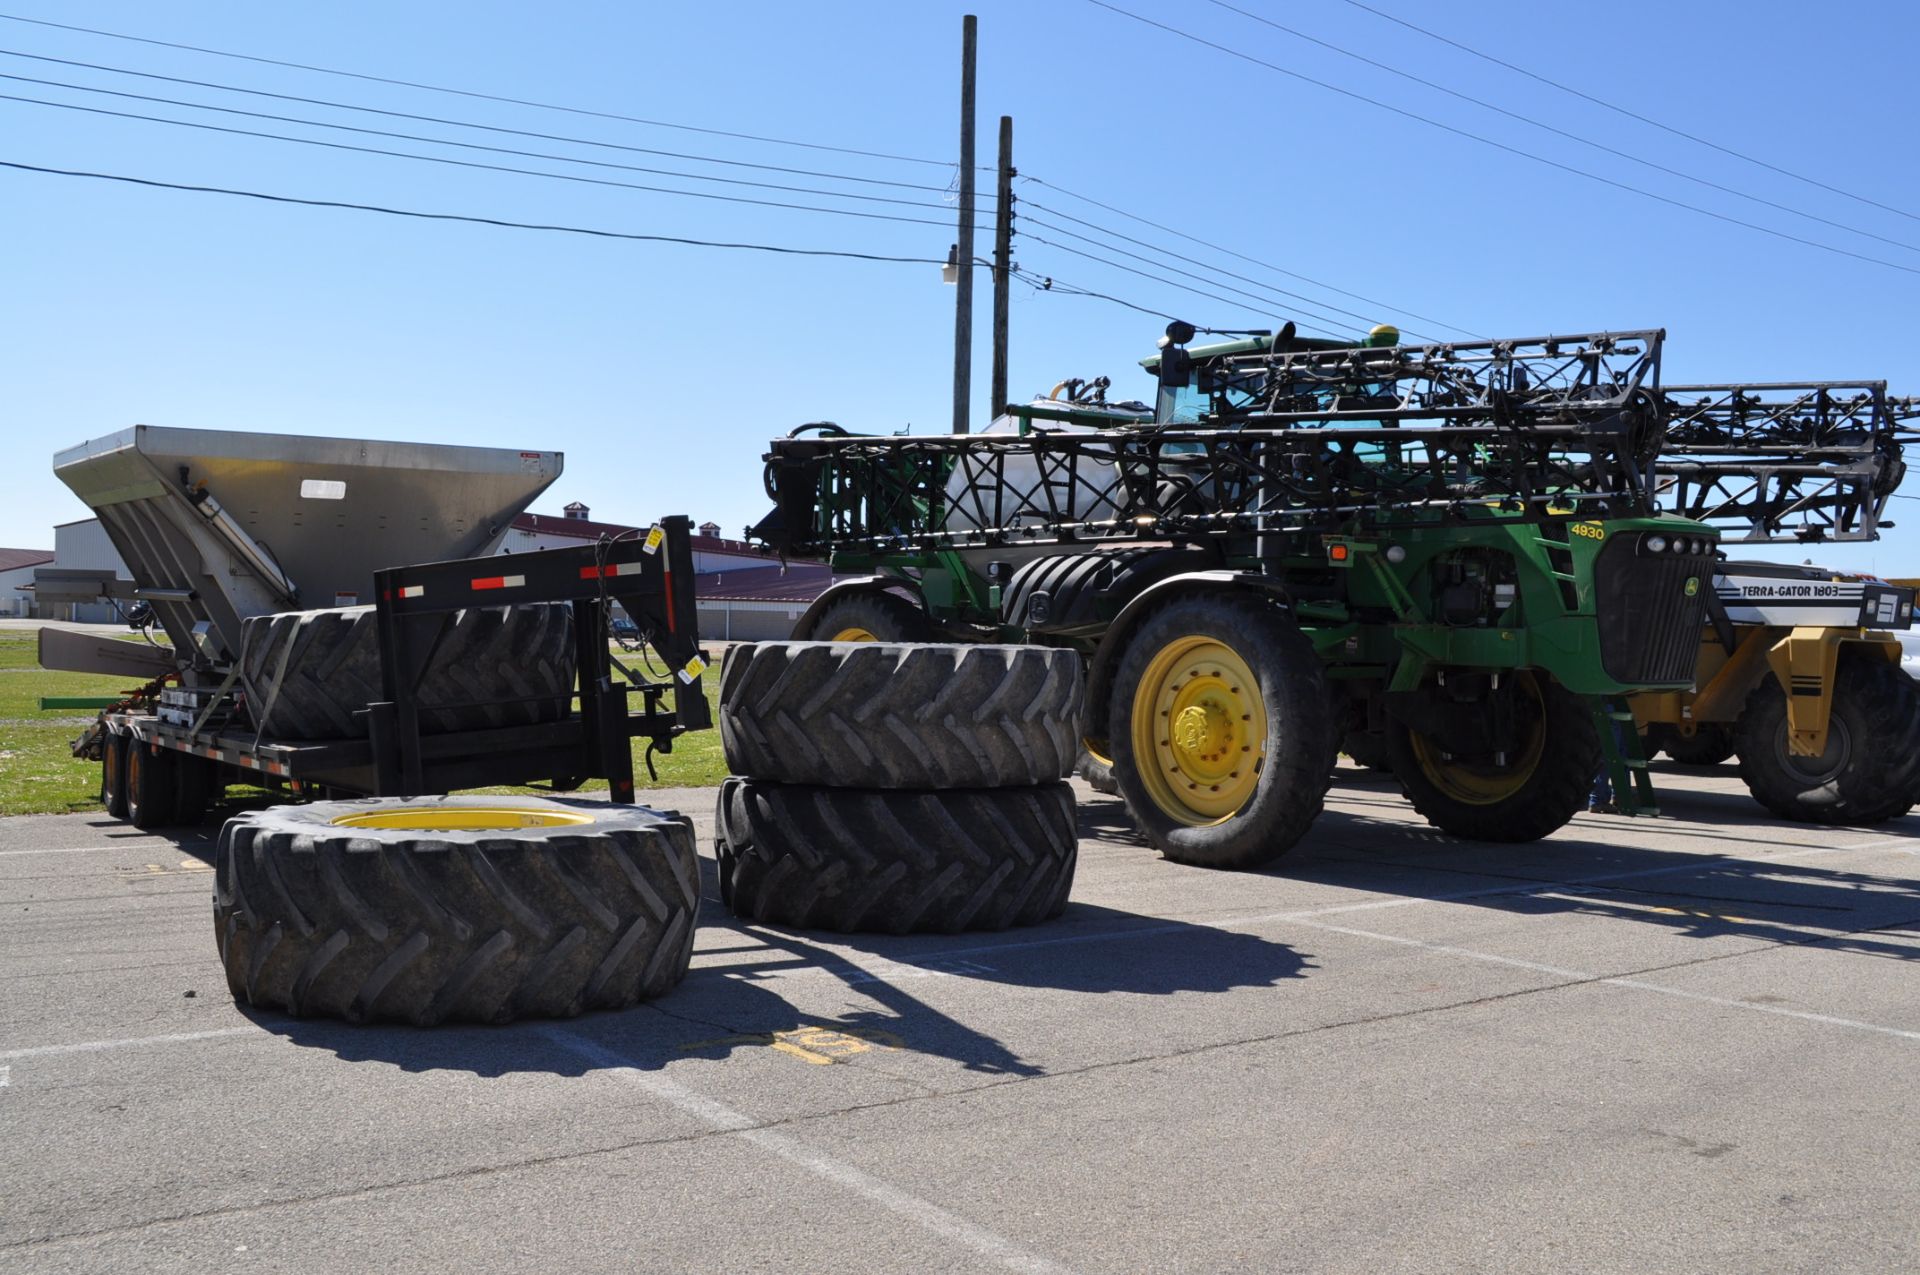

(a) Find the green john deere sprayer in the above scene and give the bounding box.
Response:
[752,324,1718,869]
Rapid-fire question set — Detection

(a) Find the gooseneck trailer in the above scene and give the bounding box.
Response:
[37,426,707,826]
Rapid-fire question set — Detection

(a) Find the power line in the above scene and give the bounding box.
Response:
[0,48,962,195]
[1021,176,1482,338]
[1014,264,1349,345]
[1021,213,1369,337]
[0,159,950,263]
[1013,265,1185,325]
[0,93,958,228]
[1021,233,1352,337]
[1337,0,1920,226]
[0,70,989,215]
[0,11,966,171]
[1084,0,1920,279]
[1204,0,1920,257]
[1021,201,1439,340]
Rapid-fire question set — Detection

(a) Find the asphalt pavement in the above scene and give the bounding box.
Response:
[2,765,1915,1273]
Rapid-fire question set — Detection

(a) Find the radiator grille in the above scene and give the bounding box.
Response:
[1594,536,1712,685]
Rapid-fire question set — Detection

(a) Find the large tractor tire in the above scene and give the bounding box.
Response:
[715,778,1077,933]
[794,590,930,642]
[1003,546,1217,638]
[238,603,576,742]
[1107,592,1333,869]
[1385,671,1597,842]
[214,796,698,1024]
[720,642,1081,789]
[1649,722,1736,766]
[1733,652,1920,825]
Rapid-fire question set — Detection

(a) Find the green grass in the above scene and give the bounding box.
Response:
[0,629,730,817]
[0,631,153,816]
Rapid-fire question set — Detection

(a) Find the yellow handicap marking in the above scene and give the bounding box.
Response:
[1638,903,1758,924]
[679,1024,905,1066]
[1551,891,1756,925]
[122,859,214,878]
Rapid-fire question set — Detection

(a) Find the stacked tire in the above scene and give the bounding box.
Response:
[715,642,1083,933]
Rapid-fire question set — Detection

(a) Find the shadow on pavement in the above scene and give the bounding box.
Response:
[1287,792,1920,963]
[1079,768,1920,960]
[251,852,1314,1080]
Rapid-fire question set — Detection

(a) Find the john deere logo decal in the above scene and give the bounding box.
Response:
[1684,577,1700,597]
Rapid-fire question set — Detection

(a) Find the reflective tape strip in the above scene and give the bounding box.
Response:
[578,561,646,580]
[470,574,525,591]
[399,585,425,599]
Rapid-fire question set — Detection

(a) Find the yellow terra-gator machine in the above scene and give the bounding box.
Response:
[1628,382,1920,824]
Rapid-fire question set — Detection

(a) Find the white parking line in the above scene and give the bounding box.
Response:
[1286,916,1920,1043]
[0,1027,257,1062]
[542,1027,1075,1275]
[0,840,212,858]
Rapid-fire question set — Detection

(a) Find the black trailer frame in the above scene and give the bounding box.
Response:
[100,516,709,805]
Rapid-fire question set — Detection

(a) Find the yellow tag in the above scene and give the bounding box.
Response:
[643,525,665,555]
[677,654,707,684]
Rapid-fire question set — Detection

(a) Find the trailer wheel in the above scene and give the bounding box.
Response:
[239,603,576,741]
[214,796,698,1025]
[795,590,930,641]
[173,756,214,825]
[101,729,129,819]
[126,740,178,830]
[715,778,1076,933]
[720,642,1081,788]
[1733,652,1920,824]
[1650,723,1735,766]
[1385,671,1597,842]
[1108,592,1332,869]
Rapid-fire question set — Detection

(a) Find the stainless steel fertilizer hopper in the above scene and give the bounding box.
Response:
[45,425,561,678]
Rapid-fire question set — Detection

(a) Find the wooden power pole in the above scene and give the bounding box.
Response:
[990,114,1013,420]
[952,14,977,434]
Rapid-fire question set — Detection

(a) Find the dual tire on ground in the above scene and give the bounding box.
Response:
[718,634,1082,933]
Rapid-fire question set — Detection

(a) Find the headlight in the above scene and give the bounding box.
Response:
[1646,535,1668,553]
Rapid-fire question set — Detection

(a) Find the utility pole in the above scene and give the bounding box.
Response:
[990,114,1013,420]
[952,14,977,434]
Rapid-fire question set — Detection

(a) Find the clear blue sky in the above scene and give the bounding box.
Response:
[5,1,1917,573]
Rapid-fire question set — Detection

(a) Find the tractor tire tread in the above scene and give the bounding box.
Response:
[213,797,698,1024]
[715,778,1077,933]
[720,642,1082,788]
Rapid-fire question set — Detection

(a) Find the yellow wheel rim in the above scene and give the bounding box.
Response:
[1130,635,1265,825]
[830,625,879,641]
[331,805,592,831]
[1407,674,1547,805]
